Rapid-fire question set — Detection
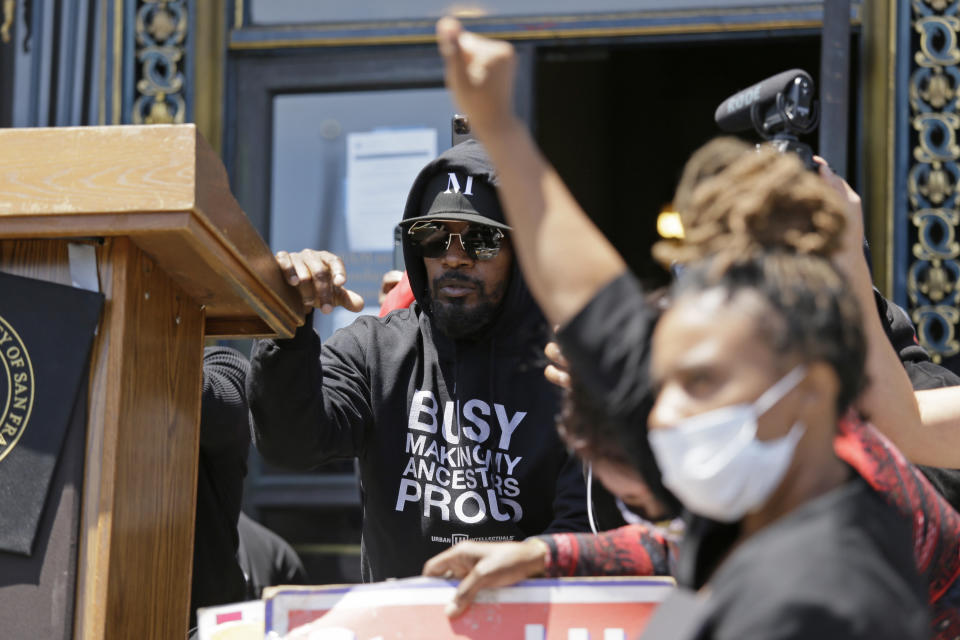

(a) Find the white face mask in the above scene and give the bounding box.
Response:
[648,366,807,523]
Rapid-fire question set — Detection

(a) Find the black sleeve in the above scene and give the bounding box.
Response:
[875,289,940,368]
[542,453,590,534]
[555,273,679,513]
[191,346,251,625]
[714,600,855,640]
[247,314,374,471]
[200,346,252,454]
[237,512,308,598]
[275,541,309,586]
[713,591,928,640]
[556,273,658,430]
[875,289,960,389]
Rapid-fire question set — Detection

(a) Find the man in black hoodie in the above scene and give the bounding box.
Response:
[247,140,589,582]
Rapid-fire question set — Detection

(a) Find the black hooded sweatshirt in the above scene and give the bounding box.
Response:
[247,141,589,582]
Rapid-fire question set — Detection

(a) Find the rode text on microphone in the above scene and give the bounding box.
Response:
[714,69,820,170]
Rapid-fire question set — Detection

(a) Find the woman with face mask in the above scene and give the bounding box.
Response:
[638,249,926,637]
[423,148,933,636]
[420,148,930,639]
[430,18,959,637]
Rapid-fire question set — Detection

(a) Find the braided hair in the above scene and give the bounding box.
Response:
[557,139,865,503]
[654,139,848,271]
[666,140,866,413]
[673,253,867,413]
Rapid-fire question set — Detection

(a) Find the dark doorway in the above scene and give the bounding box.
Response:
[534,33,849,288]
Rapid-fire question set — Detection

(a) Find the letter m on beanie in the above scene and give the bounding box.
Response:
[444,173,474,196]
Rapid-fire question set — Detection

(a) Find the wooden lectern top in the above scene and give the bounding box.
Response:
[0,124,302,338]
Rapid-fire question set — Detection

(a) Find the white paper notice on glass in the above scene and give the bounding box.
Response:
[345,128,438,252]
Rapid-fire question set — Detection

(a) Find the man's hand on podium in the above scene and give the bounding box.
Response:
[275,249,365,315]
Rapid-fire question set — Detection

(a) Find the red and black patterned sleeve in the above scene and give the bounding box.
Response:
[538,524,677,578]
[835,413,960,636]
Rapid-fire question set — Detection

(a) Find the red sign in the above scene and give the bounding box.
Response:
[266,576,674,639]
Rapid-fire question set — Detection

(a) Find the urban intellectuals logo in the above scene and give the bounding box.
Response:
[0,314,34,463]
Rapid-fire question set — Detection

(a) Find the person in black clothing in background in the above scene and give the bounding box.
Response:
[190,346,250,628]
[246,141,590,583]
[189,346,308,638]
[237,511,308,598]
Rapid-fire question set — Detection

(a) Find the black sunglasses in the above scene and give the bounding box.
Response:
[407,220,506,261]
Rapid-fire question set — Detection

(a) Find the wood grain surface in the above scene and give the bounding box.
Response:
[76,238,203,640]
[0,125,304,338]
[0,126,197,215]
[0,239,204,639]
[0,124,293,638]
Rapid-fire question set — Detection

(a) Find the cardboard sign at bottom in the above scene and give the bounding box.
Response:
[265,576,675,639]
[196,600,264,640]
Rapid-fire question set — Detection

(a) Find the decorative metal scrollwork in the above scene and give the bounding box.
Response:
[908,0,960,362]
[132,0,187,124]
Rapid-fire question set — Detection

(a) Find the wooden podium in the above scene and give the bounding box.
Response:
[0,125,303,639]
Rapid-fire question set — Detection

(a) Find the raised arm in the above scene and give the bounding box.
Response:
[819,164,960,468]
[436,17,625,326]
[912,387,960,468]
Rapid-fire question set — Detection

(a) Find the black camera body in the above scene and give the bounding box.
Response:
[452,114,473,146]
[715,69,820,170]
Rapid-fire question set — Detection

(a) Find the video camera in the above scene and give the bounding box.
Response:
[714,69,819,170]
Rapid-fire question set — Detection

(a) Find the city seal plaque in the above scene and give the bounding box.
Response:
[0,314,35,464]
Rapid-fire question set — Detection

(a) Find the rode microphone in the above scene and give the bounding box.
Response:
[715,69,820,170]
[714,69,818,138]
